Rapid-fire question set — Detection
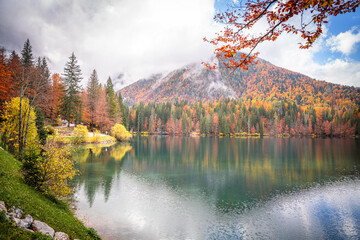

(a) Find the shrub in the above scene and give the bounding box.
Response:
[37,143,78,196]
[53,131,67,144]
[72,125,89,144]
[111,124,131,142]
[87,228,101,240]
[22,144,78,197]
[22,149,42,189]
[90,129,102,143]
[45,125,55,135]
[0,210,7,223]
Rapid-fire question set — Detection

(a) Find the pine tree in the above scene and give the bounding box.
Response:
[60,53,82,126]
[86,69,99,130]
[118,93,128,129]
[105,77,117,122]
[21,39,33,70]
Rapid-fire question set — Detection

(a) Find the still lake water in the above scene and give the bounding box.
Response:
[71,136,360,240]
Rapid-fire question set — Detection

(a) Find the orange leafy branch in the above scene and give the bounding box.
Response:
[204,0,359,70]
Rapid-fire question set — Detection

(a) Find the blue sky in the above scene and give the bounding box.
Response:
[0,0,359,88]
[213,0,360,87]
[314,12,360,63]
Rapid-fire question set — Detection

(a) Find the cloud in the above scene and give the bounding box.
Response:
[0,0,218,89]
[326,27,360,55]
[257,25,360,88]
[0,0,359,89]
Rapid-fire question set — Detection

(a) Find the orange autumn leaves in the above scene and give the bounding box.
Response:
[204,0,359,69]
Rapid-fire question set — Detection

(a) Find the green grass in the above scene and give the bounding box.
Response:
[0,149,100,240]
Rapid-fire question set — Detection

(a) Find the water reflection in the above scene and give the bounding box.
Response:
[71,137,360,239]
[72,143,132,205]
[125,137,360,207]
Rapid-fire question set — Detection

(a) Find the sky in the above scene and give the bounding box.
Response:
[0,0,359,89]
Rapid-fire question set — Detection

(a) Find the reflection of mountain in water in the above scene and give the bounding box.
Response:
[71,137,360,209]
[123,136,360,209]
[72,143,132,206]
[71,137,360,240]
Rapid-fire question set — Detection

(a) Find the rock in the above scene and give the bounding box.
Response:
[18,219,28,229]
[0,201,7,212]
[31,220,55,238]
[54,232,70,240]
[9,207,23,219]
[24,228,34,233]
[12,217,21,225]
[18,214,33,229]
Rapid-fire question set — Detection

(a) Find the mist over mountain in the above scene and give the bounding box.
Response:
[119,56,360,106]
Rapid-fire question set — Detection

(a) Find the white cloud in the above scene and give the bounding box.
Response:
[0,0,359,89]
[257,25,360,88]
[0,0,218,89]
[326,28,360,55]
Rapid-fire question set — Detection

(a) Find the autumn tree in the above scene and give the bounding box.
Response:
[94,88,112,132]
[204,0,359,69]
[60,52,82,126]
[49,73,65,119]
[34,143,78,196]
[16,39,45,158]
[7,51,22,98]
[1,97,38,156]
[34,57,51,116]
[0,48,12,109]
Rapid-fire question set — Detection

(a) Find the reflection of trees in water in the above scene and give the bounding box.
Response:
[126,136,360,208]
[72,144,132,206]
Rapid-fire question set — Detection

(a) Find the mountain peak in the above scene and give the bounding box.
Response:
[119,56,360,106]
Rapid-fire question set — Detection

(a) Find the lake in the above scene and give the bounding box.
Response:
[71,136,360,240]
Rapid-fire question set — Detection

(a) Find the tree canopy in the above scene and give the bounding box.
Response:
[204,0,359,70]
[60,52,83,126]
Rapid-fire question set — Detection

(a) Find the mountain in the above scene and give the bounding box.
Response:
[118,57,360,106]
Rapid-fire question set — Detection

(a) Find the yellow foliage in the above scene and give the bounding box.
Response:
[89,129,102,143]
[72,125,89,143]
[37,143,78,196]
[111,124,132,142]
[1,97,38,155]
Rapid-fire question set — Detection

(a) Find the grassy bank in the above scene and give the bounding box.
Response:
[47,126,116,145]
[0,149,100,240]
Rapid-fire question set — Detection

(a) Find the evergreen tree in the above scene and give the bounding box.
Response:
[87,69,100,130]
[118,93,128,129]
[259,119,264,136]
[182,113,188,134]
[21,39,33,69]
[105,77,117,122]
[60,53,82,126]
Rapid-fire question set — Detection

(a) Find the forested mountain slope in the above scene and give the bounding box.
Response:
[119,57,360,107]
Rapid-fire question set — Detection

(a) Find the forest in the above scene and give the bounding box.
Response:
[1,39,359,139]
[127,99,360,137]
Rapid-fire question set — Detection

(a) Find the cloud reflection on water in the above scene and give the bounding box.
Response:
[75,172,360,239]
[71,137,360,239]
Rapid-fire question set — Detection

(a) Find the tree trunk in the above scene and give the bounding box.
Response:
[22,105,32,155]
[18,73,24,160]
